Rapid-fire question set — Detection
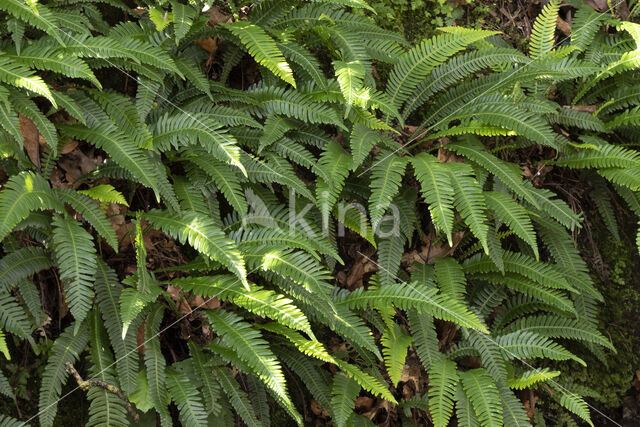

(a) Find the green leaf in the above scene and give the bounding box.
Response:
[226,21,295,87]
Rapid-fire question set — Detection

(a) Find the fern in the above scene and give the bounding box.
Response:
[428,358,459,427]
[459,368,503,427]
[143,209,248,288]
[381,323,412,386]
[38,322,89,427]
[52,214,97,329]
[166,367,209,426]
[529,0,561,59]
[331,372,361,427]
[0,246,51,291]
[226,21,296,87]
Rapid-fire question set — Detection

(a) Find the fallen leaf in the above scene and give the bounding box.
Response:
[19,114,41,168]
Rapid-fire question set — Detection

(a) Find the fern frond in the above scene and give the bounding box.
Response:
[482,273,575,315]
[166,366,208,426]
[0,292,34,346]
[0,172,63,242]
[484,191,538,258]
[0,246,51,291]
[445,162,489,253]
[207,309,301,425]
[386,29,498,109]
[428,358,459,427]
[331,372,361,427]
[214,366,262,427]
[554,387,593,426]
[408,310,441,368]
[52,214,96,328]
[144,209,248,288]
[369,153,406,229]
[434,256,467,301]
[144,305,171,426]
[171,275,313,337]
[464,251,572,291]
[86,309,129,427]
[152,111,245,175]
[529,0,560,58]
[507,368,560,390]
[411,153,455,244]
[381,324,412,386]
[94,260,139,395]
[39,322,89,427]
[459,368,502,427]
[504,315,614,351]
[226,21,295,87]
[187,153,248,215]
[340,283,488,332]
[496,331,585,365]
[262,249,333,296]
[0,0,64,45]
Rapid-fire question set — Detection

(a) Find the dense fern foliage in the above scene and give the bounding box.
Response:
[0,0,638,425]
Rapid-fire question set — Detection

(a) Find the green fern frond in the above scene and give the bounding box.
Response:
[340,283,488,332]
[0,246,51,291]
[143,305,171,426]
[331,372,361,427]
[464,251,572,291]
[94,260,139,394]
[386,28,498,109]
[381,324,412,386]
[214,366,262,427]
[58,123,159,191]
[0,292,34,346]
[459,368,502,427]
[0,0,64,45]
[143,209,248,288]
[262,249,333,296]
[570,5,605,51]
[55,188,119,250]
[428,358,459,427]
[484,192,538,258]
[171,275,313,337]
[0,172,63,242]
[496,331,585,365]
[529,0,560,58]
[369,153,406,229]
[0,55,56,105]
[52,214,96,328]
[411,153,455,244]
[152,112,245,175]
[507,368,560,390]
[187,153,248,215]
[166,367,208,426]
[553,385,593,426]
[445,162,489,253]
[39,322,89,427]
[447,137,539,209]
[504,315,614,351]
[482,273,575,315]
[86,309,129,427]
[206,309,301,425]
[434,256,467,301]
[226,21,295,87]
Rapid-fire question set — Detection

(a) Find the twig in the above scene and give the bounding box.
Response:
[64,362,139,422]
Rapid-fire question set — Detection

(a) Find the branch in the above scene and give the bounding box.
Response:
[65,361,140,422]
